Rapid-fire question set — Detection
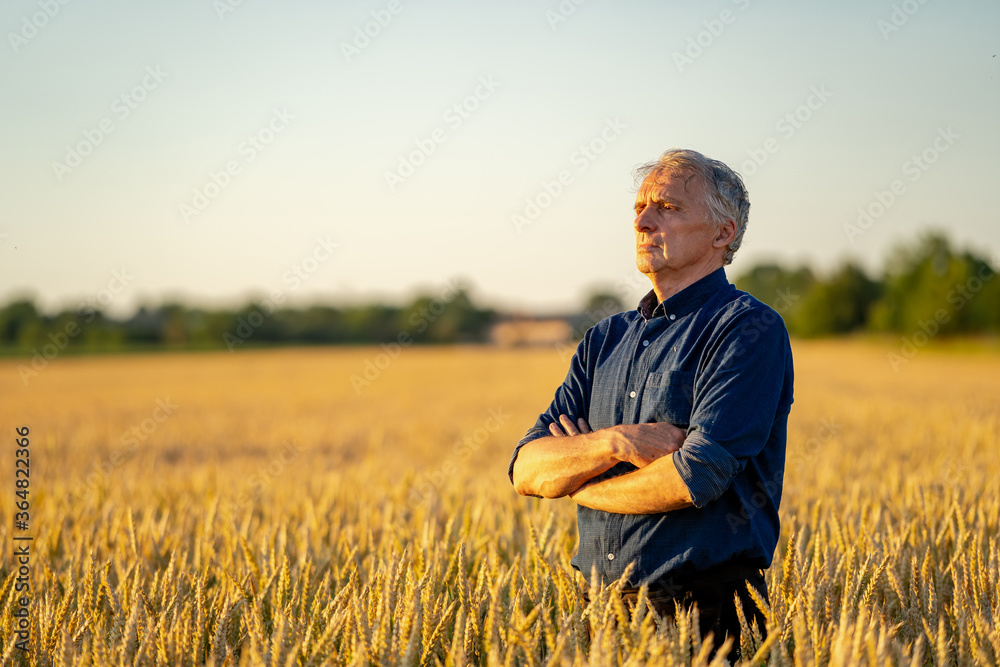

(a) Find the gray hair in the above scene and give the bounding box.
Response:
[633,148,750,266]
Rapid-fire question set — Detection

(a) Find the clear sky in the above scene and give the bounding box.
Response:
[2,0,998,316]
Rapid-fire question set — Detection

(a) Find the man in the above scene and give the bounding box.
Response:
[508,148,794,660]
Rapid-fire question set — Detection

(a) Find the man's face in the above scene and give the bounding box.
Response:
[633,169,722,277]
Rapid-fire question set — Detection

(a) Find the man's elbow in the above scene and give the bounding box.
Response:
[512,463,531,497]
[512,463,545,498]
[514,480,544,499]
[512,459,556,499]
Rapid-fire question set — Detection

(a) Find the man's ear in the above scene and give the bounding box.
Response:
[712,219,737,249]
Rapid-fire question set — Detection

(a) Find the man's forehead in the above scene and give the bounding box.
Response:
[637,168,702,200]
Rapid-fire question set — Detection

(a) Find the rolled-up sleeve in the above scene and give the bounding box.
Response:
[674,304,793,506]
[671,430,741,508]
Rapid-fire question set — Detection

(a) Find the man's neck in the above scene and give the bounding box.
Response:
[648,259,724,304]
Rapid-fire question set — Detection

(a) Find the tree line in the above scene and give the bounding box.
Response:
[1,231,997,356]
[0,282,497,356]
[734,231,999,338]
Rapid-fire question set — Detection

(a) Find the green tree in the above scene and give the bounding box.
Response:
[734,264,815,314]
[869,232,998,335]
[0,298,41,349]
[790,262,881,337]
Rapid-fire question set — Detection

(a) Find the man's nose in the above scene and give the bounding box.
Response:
[634,208,656,233]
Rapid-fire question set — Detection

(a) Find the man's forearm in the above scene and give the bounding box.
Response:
[512,430,620,499]
[569,452,693,514]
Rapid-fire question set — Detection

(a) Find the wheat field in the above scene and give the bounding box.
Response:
[0,340,997,666]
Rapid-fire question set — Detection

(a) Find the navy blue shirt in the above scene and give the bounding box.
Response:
[508,267,794,589]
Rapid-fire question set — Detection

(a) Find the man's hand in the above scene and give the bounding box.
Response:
[548,414,686,468]
[611,422,686,467]
[546,414,694,514]
[548,414,593,437]
[511,419,619,498]
[513,415,687,499]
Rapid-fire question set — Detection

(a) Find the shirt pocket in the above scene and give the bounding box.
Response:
[639,370,695,428]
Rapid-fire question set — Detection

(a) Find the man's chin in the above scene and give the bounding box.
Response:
[635,258,662,274]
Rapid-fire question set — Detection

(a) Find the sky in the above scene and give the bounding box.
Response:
[1,0,998,317]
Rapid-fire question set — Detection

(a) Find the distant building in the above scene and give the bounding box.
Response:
[489,317,574,347]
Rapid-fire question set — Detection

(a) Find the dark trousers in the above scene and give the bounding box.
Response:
[583,567,768,662]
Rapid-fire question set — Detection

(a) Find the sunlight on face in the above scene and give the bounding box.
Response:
[633,169,720,277]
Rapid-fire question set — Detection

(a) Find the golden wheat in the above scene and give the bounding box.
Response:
[0,341,997,665]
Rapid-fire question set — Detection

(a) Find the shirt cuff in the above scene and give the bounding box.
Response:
[672,430,741,508]
[507,428,550,486]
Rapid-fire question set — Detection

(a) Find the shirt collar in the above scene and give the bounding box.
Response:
[637,267,730,321]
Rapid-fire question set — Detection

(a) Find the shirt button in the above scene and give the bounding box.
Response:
[642,340,649,347]
[669,314,676,321]
[607,553,615,560]
[629,391,637,398]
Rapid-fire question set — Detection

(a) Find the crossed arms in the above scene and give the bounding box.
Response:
[510,299,792,515]
[511,415,694,514]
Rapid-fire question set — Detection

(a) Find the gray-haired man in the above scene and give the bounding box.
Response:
[509,148,794,660]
